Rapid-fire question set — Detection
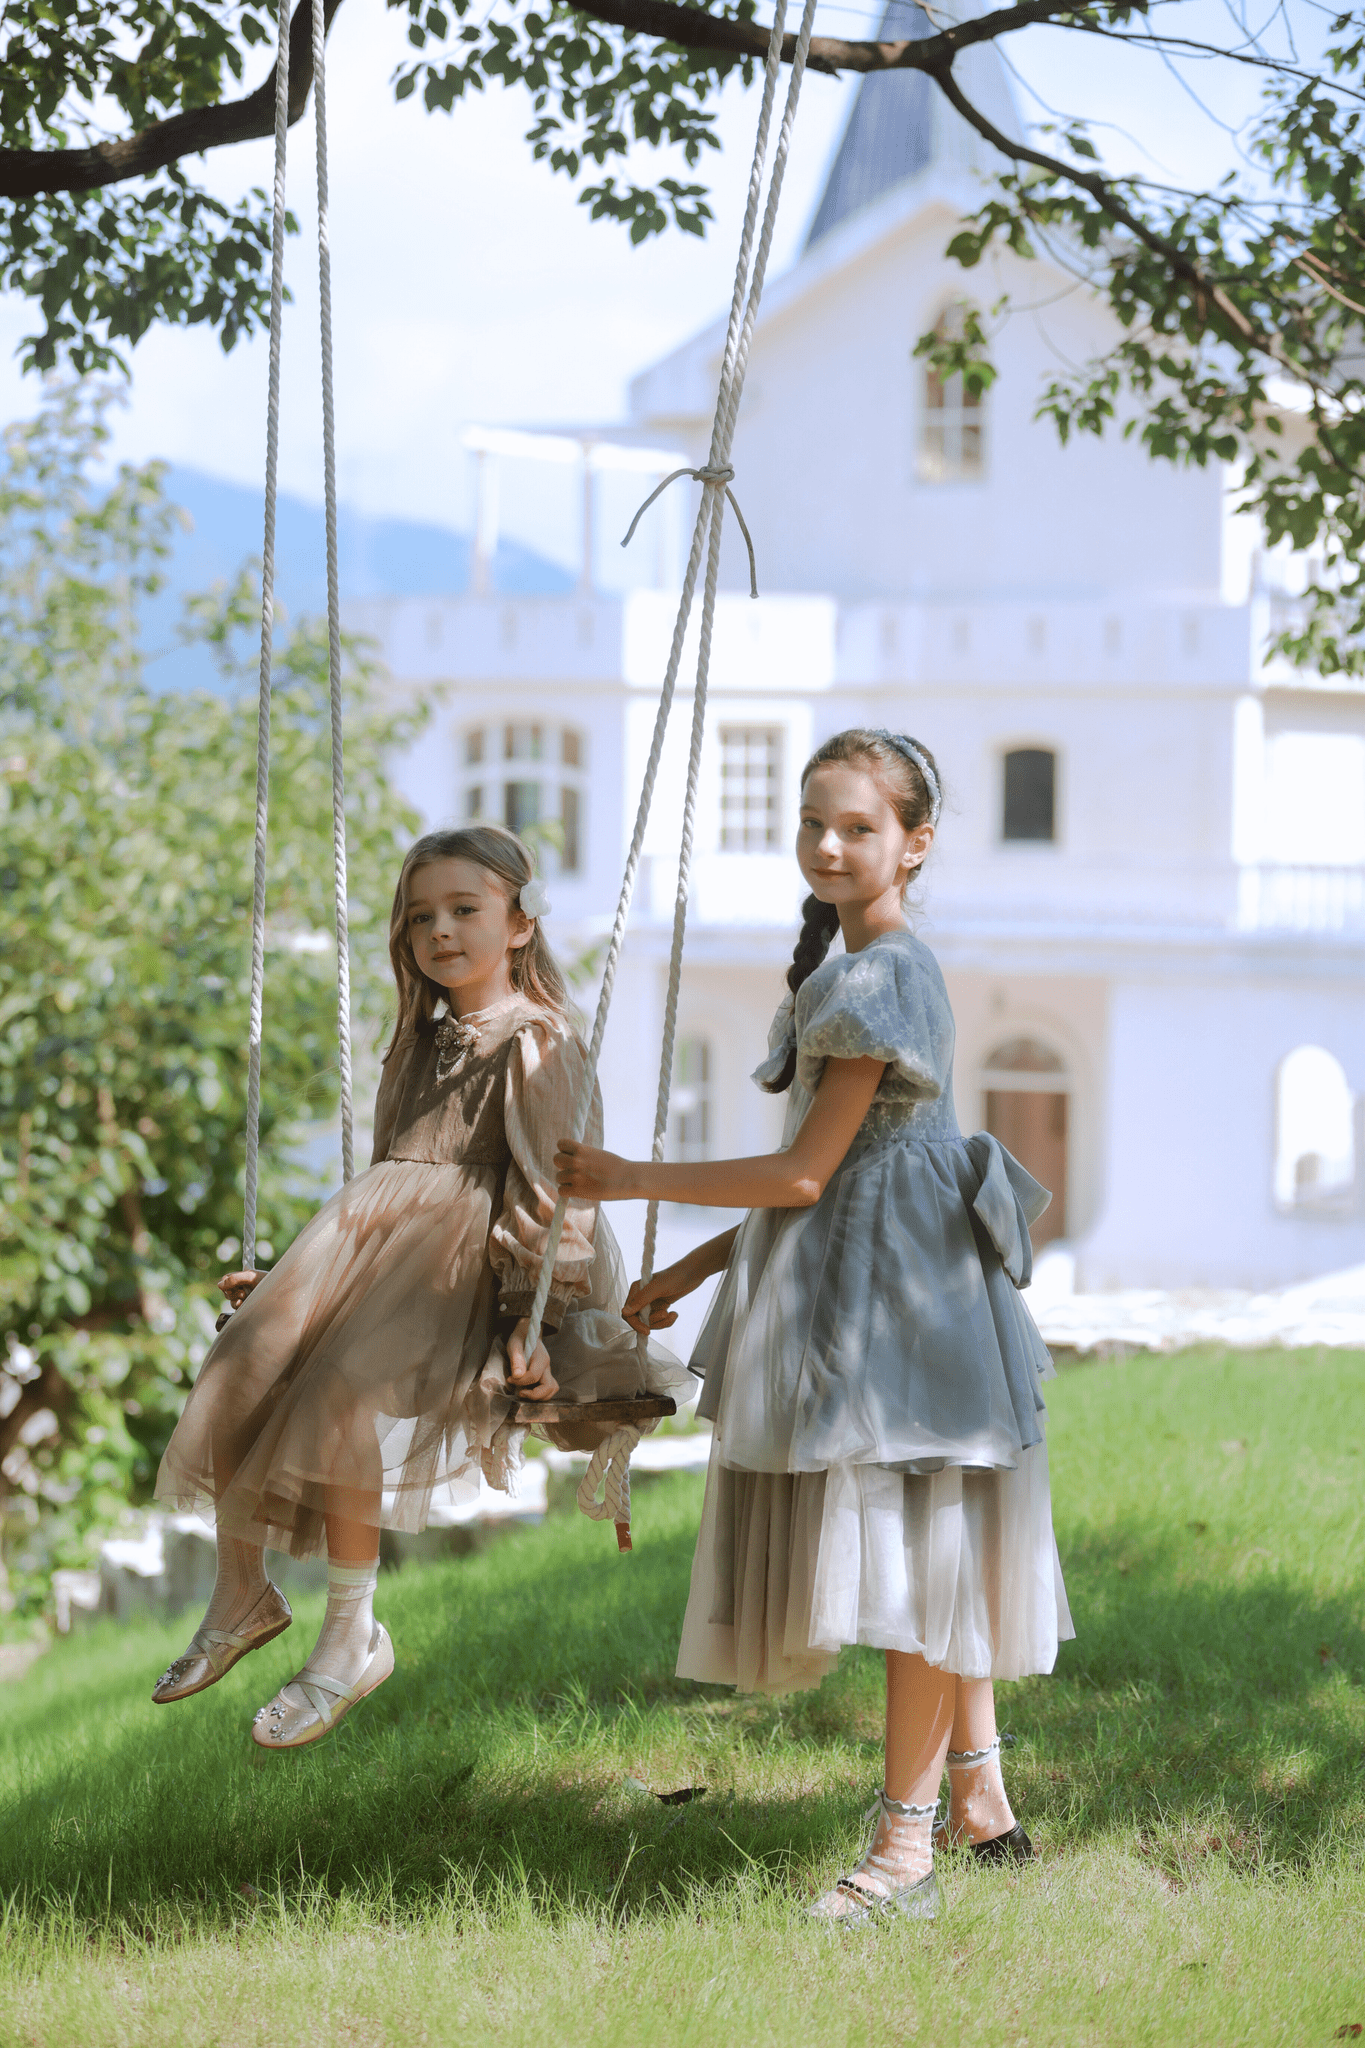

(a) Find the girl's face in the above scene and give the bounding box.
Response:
[404,857,532,1011]
[797,761,932,911]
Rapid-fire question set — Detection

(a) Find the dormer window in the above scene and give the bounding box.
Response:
[460,722,586,874]
[918,304,985,483]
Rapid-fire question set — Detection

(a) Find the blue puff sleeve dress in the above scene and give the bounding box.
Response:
[675,929,1074,1695]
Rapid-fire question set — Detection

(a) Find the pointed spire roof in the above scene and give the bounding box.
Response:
[804,0,1022,250]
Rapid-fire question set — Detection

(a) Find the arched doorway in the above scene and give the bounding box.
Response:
[981,1036,1069,1249]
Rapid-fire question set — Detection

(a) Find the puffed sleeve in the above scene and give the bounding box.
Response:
[793,938,950,1102]
[489,1017,600,1331]
[369,1031,415,1167]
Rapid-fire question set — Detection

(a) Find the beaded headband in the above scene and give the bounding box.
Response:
[871,729,942,825]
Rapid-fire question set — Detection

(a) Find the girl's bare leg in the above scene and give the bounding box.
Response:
[811,1651,954,1917]
[943,1677,1017,1843]
[866,1652,955,1888]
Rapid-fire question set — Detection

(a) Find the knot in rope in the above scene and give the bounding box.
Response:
[621,464,758,600]
[576,1425,641,1537]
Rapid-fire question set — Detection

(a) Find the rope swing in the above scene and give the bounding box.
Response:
[518,0,821,1546]
[230,0,820,1550]
[240,0,354,1285]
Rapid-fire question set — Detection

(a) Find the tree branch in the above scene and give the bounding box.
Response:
[926,59,1301,374]
[0,0,345,200]
[0,0,1086,195]
[567,0,1091,76]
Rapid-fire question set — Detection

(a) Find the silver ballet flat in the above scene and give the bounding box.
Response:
[251,1623,394,1750]
[808,1790,940,1925]
[152,1583,293,1704]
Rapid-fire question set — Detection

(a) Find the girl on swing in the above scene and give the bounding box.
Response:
[556,728,1073,1922]
[153,823,682,1747]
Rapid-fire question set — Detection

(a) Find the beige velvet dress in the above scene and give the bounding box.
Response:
[156,992,685,1557]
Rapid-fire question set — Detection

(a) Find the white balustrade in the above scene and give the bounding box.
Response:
[1237,864,1365,933]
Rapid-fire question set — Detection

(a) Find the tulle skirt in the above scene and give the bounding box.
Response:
[156,1158,684,1557]
[676,1435,1074,1694]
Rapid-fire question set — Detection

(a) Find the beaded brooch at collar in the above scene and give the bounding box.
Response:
[434,1013,478,1085]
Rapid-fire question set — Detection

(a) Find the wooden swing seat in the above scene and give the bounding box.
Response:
[512,1393,676,1454]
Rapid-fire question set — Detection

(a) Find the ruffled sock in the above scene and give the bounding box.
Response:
[944,1737,1016,1844]
[810,1794,937,1920]
[296,1559,380,1691]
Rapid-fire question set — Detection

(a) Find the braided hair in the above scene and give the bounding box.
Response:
[763,728,942,1094]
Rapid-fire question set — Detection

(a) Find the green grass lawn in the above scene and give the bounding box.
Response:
[2,1345,1363,2048]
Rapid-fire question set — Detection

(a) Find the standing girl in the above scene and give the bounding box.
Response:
[557,730,1073,1920]
[154,824,682,1747]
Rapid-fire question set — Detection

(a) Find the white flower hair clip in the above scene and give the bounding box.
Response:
[519,878,552,918]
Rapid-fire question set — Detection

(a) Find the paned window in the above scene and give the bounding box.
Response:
[720,725,783,851]
[918,305,985,482]
[669,1038,714,1164]
[457,722,586,874]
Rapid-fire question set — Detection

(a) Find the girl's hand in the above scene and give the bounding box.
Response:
[218,1270,264,1310]
[554,1138,639,1202]
[623,1265,696,1334]
[507,1318,558,1403]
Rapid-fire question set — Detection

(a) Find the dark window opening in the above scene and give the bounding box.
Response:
[1002,749,1056,842]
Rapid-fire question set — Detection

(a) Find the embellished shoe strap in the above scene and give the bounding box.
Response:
[945,1738,1001,1770]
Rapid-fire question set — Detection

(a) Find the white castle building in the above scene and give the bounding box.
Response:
[347,26,1365,1315]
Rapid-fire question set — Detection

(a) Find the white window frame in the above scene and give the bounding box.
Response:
[917,303,987,484]
[458,721,587,875]
[718,724,784,852]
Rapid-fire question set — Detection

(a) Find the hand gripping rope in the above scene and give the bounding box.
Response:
[239,0,354,1281]
[521,0,821,1547]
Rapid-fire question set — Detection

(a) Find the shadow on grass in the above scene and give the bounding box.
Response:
[2,1494,1363,1930]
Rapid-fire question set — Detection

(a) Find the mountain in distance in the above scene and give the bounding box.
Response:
[141,465,573,690]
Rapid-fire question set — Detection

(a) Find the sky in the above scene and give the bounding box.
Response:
[0,0,1316,562]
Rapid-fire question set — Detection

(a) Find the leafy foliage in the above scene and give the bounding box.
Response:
[0,1,287,371]
[391,0,760,242]
[0,387,423,1610]
[925,14,1365,672]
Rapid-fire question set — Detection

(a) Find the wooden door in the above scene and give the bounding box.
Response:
[985,1090,1068,1248]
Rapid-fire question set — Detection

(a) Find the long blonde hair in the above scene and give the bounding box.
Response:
[384,825,568,1057]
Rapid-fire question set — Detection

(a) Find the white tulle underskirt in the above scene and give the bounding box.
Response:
[676,1436,1074,1696]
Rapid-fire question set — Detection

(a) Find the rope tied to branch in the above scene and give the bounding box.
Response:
[621,462,759,600]
[520,0,820,1546]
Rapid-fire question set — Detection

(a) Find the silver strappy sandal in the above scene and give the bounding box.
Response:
[808,1791,939,1925]
[152,1583,293,1704]
[251,1622,394,1749]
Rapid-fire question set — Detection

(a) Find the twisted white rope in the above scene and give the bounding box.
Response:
[241,0,293,1273]
[522,0,791,1358]
[312,0,354,1185]
[637,0,820,1331]
[522,0,820,1543]
[576,1426,642,1525]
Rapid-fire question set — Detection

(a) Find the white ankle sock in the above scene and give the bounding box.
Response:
[946,1738,1016,1842]
[202,1531,269,1635]
[864,1795,937,1891]
[303,1559,379,1689]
